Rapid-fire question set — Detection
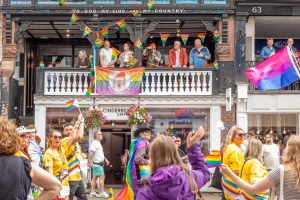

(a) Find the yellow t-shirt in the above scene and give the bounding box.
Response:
[61,138,82,182]
[240,158,269,199]
[15,150,31,160]
[43,148,69,186]
[222,143,245,200]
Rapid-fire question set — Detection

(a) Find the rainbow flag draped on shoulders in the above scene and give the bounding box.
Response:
[116,138,149,200]
[95,67,144,95]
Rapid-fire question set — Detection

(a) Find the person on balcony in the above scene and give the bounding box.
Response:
[75,50,91,68]
[142,43,161,68]
[189,39,211,69]
[260,38,276,60]
[100,40,117,68]
[118,42,134,68]
[168,40,188,68]
[287,38,298,56]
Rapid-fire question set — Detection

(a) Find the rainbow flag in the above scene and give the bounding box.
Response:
[95,32,100,38]
[217,120,226,131]
[39,61,45,71]
[96,67,144,95]
[95,38,104,48]
[70,13,80,25]
[134,38,143,51]
[160,34,169,47]
[132,9,140,17]
[116,19,126,32]
[214,30,220,42]
[83,25,92,37]
[204,150,221,168]
[214,62,219,70]
[143,33,151,44]
[197,33,206,42]
[147,0,154,10]
[129,57,138,68]
[101,28,109,39]
[59,0,67,6]
[65,99,79,111]
[180,34,189,45]
[111,48,121,62]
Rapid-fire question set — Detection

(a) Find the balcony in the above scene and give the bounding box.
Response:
[36,67,218,96]
[246,61,300,92]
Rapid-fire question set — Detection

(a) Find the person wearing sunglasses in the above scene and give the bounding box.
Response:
[221,125,246,200]
[43,130,70,200]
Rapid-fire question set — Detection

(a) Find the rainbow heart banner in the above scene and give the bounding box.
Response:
[83,26,92,37]
[59,0,67,6]
[116,19,126,32]
[197,33,206,43]
[111,48,121,62]
[204,150,221,168]
[132,9,140,17]
[134,38,143,51]
[70,13,80,25]
[160,34,169,47]
[129,57,138,68]
[95,67,144,95]
[95,38,104,48]
[101,28,109,39]
[147,0,154,10]
[180,34,189,45]
[213,30,220,42]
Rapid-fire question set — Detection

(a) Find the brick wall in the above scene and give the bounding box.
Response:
[221,104,236,142]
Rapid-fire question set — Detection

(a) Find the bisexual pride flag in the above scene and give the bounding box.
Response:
[245,46,300,90]
[96,67,144,95]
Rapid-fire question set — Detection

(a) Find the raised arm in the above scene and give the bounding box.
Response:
[65,115,84,147]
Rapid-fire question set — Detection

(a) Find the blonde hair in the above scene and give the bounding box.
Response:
[150,135,198,194]
[48,130,67,164]
[283,135,300,188]
[244,138,263,164]
[79,50,87,59]
[221,125,244,154]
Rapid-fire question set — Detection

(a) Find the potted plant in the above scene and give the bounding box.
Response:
[84,109,107,130]
[126,105,152,128]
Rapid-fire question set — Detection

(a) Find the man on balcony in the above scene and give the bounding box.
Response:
[189,39,211,69]
[287,38,298,57]
[168,40,188,68]
[260,38,276,60]
[142,43,161,67]
[100,40,117,68]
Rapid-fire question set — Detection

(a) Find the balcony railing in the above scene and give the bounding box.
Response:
[246,61,300,91]
[36,67,216,96]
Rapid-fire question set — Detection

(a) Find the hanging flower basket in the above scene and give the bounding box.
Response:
[126,105,152,127]
[84,109,107,130]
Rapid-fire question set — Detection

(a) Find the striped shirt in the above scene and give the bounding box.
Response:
[267,166,300,200]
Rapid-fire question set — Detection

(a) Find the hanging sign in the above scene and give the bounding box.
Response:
[100,107,129,120]
[10,0,31,5]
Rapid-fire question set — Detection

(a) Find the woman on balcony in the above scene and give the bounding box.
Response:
[118,42,134,68]
[75,50,91,68]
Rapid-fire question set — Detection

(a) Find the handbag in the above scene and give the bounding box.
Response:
[209,167,223,191]
[270,165,284,200]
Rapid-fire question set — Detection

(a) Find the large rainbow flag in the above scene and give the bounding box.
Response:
[96,67,144,95]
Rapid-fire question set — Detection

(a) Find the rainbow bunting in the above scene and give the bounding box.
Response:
[101,28,109,39]
[213,62,219,70]
[160,34,169,47]
[59,0,67,6]
[214,30,220,42]
[95,32,100,38]
[39,61,45,71]
[204,150,221,168]
[116,19,126,32]
[132,9,140,17]
[95,38,104,48]
[143,33,151,44]
[197,33,206,43]
[147,0,154,10]
[180,34,189,45]
[65,99,79,111]
[134,38,143,51]
[83,26,92,37]
[111,48,121,62]
[129,57,138,68]
[70,13,80,25]
[217,120,226,131]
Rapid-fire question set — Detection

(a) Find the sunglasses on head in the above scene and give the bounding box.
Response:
[52,135,62,139]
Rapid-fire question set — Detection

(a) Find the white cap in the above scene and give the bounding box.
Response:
[16,126,29,135]
[26,129,36,133]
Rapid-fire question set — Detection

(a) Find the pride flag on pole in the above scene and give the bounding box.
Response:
[95,67,144,95]
[66,99,79,111]
[245,46,300,90]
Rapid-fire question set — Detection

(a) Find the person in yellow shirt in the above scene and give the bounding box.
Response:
[221,125,246,200]
[239,138,269,199]
[43,130,70,200]
[61,115,87,200]
[15,126,32,161]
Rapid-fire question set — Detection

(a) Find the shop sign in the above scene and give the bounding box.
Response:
[93,0,115,4]
[203,0,227,4]
[176,0,198,4]
[101,108,129,120]
[10,0,31,5]
[148,0,171,5]
[168,120,193,125]
[120,0,143,4]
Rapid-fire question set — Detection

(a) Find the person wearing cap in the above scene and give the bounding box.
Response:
[100,40,117,68]
[142,43,161,67]
[168,40,188,68]
[118,42,134,68]
[189,38,211,69]
[15,126,32,161]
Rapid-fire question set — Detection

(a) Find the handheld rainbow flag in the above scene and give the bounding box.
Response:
[101,28,109,39]
[160,34,169,47]
[214,30,220,42]
[116,19,126,32]
[95,38,104,48]
[66,99,79,111]
[59,0,67,6]
[147,0,154,10]
[70,13,80,25]
[197,33,206,43]
[217,120,226,131]
[132,9,140,17]
[39,61,45,71]
[204,150,221,168]
[214,62,219,70]
[129,57,138,68]
[111,48,121,62]
[180,34,189,45]
[134,38,143,51]
[83,26,92,37]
